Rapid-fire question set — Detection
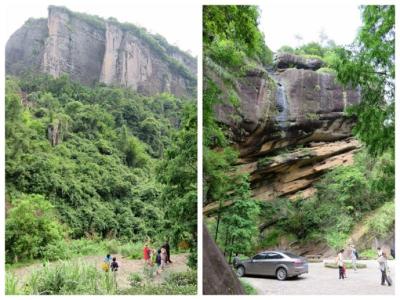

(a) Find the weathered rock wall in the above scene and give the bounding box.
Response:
[204,54,361,214]
[6,6,196,98]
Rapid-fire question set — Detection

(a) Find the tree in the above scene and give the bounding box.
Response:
[158,103,197,268]
[6,194,64,263]
[334,5,394,156]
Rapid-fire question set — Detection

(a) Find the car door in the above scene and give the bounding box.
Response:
[246,254,265,275]
[268,252,284,275]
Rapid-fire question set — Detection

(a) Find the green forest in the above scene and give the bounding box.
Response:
[203,4,394,266]
[5,73,197,294]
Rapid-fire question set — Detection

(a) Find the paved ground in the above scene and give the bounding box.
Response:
[242,260,395,295]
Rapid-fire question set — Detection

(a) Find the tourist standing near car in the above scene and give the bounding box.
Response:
[336,249,345,279]
[232,253,240,268]
[378,252,392,286]
[350,245,358,271]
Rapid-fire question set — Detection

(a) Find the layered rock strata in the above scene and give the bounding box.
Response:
[204,53,361,215]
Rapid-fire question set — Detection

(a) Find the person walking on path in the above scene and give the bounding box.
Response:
[155,249,162,275]
[336,249,345,279]
[102,254,112,272]
[350,245,358,272]
[160,247,167,271]
[111,257,119,272]
[377,247,383,257]
[378,252,392,286]
[163,240,172,263]
[143,244,152,266]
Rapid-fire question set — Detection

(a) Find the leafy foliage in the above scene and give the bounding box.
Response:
[334,5,395,156]
[6,73,196,265]
[6,194,64,263]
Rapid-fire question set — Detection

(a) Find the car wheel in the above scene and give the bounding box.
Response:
[276,268,287,281]
[236,266,245,277]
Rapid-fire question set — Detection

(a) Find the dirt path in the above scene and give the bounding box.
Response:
[10,253,189,290]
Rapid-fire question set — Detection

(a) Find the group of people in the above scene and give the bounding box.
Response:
[143,241,172,274]
[101,254,119,273]
[336,245,392,286]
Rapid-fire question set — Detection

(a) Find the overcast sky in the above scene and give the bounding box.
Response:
[259,3,362,51]
[4,0,201,56]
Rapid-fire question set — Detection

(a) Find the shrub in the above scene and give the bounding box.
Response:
[6,194,64,263]
[366,201,395,238]
[24,260,117,295]
[128,273,143,287]
[324,261,367,269]
[165,270,197,286]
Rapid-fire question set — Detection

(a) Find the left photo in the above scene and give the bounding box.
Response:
[4,2,198,295]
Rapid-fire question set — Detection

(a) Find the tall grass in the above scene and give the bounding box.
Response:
[23,260,118,295]
[5,273,20,295]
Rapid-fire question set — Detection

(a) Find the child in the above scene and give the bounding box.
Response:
[102,254,111,272]
[111,257,119,272]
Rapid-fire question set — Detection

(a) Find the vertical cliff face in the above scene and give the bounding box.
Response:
[6,6,196,98]
[42,7,106,86]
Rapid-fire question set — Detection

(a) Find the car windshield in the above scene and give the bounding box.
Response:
[283,252,301,258]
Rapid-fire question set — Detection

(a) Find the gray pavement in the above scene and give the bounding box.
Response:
[242,260,395,295]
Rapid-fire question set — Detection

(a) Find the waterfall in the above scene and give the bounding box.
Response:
[275,82,289,128]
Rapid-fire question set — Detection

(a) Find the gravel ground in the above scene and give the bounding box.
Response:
[242,260,395,295]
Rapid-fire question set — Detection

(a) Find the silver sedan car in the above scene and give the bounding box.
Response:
[236,251,308,280]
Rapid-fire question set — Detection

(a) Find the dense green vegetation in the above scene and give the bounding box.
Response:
[203,5,268,259]
[259,150,394,250]
[6,73,197,267]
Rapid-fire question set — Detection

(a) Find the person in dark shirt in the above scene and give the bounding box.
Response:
[163,240,172,263]
[111,257,119,272]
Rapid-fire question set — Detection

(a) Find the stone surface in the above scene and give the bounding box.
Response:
[205,55,361,214]
[274,53,325,70]
[6,6,196,98]
[203,225,245,295]
[5,18,48,75]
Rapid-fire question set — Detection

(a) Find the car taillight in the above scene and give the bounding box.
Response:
[293,259,303,266]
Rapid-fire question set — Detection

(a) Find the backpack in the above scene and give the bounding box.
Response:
[156,254,161,265]
[355,251,359,259]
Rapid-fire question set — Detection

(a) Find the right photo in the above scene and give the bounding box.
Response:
[203,4,395,295]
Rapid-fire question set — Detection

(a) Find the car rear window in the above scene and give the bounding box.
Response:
[283,252,301,258]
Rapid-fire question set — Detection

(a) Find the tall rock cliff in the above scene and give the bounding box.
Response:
[204,54,361,214]
[6,6,196,98]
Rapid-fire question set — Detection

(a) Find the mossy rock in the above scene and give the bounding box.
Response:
[324,262,367,269]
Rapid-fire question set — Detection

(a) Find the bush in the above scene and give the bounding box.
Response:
[366,201,395,238]
[165,270,197,286]
[24,260,117,295]
[6,194,64,263]
[208,39,245,68]
[128,273,143,287]
[324,261,367,269]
